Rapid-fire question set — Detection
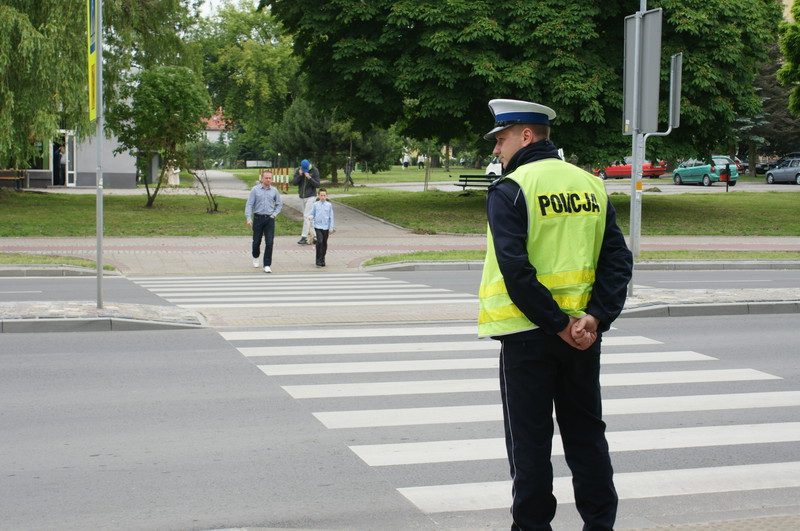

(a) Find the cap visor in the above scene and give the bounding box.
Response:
[484,124,514,141]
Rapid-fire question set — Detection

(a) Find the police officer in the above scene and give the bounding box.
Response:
[479,99,633,530]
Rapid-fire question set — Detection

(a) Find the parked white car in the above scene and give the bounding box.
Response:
[485,157,502,175]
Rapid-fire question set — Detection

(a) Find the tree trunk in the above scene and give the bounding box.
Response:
[748,141,757,177]
[145,158,167,208]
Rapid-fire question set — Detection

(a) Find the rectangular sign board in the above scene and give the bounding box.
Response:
[623,8,663,135]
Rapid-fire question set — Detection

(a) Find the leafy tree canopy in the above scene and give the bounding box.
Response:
[106,65,211,206]
[779,0,800,122]
[197,0,298,160]
[749,42,800,156]
[270,98,402,179]
[266,0,781,165]
[0,0,201,167]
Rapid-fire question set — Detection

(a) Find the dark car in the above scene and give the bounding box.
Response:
[757,152,800,174]
[755,160,777,174]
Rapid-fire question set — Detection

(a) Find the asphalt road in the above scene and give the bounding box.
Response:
[2,270,800,530]
[1,315,798,530]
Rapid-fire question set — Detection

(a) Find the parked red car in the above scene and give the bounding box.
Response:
[592,157,666,179]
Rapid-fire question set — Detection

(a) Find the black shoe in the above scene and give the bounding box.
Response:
[297,237,307,245]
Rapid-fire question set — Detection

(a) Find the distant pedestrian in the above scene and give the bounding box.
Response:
[245,170,283,273]
[293,159,321,245]
[344,158,355,186]
[309,188,334,267]
[402,153,410,170]
[57,146,67,186]
[417,155,425,170]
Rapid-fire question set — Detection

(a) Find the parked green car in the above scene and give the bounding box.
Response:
[673,156,739,186]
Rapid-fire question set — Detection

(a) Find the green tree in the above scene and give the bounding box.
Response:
[197,0,298,161]
[0,1,86,167]
[270,98,402,180]
[267,0,781,165]
[106,66,211,207]
[739,41,800,170]
[354,127,404,173]
[779,1,800,122]
[269,98,352,182]
[0,0,201,168]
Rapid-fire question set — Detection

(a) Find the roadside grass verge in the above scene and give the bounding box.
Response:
[0,252,115,270]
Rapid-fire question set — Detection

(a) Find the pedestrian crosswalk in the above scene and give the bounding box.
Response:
[131,273,477,309]
[219,322,800,523]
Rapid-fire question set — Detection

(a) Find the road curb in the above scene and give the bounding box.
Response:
[365,259,800,272]
[621,300,800,318]
[0,265,121,277]
[0,301,206,333]
[634,260,800,270]
[0,316,205,333]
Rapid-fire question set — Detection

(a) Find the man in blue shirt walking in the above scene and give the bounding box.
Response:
[245,170,283,273]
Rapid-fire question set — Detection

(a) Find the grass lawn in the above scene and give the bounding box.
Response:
[230,165,464,187]
[0,189,303,237]
[2,187,797,238]
[2,174,798,266]
[336,190,800,236]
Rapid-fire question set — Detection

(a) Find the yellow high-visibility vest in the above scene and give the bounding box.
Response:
[478,159,607,338]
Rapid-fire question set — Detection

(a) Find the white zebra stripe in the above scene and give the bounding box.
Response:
[282,369,778,399]
[350,422,800,466]
[312,391,800,429]
[256,351,713,372]
[397,461,800,513]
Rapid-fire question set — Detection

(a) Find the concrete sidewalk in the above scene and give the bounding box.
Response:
[1,170,800,331]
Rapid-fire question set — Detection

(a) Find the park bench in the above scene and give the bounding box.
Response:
[457,174,496,190]
[0,169,28,190]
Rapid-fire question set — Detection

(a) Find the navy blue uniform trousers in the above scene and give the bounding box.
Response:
[499,331,617,531]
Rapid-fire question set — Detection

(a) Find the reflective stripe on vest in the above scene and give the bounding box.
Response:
[478,159,607,338]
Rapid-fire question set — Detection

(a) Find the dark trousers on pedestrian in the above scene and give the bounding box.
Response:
[314,228,329,266]
[499,331,617,531]
[252,215,275,266]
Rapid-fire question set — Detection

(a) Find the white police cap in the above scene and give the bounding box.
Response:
[484,99,557,140]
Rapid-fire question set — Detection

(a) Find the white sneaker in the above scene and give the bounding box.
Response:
[252,258,259,268]
[264,266,272,273]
